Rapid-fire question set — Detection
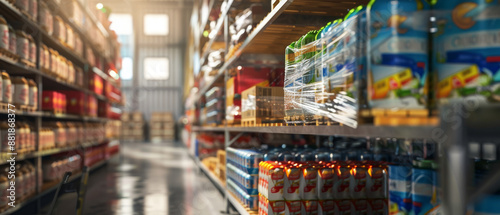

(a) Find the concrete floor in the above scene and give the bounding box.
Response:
[81,142,225,215]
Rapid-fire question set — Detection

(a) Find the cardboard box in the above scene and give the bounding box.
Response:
[61,91,86,115]
[131,112,143,121]
[150,112,173,122]
[121,113,130,121]
[241,86,284,125]
[42,91,66,112]
[226,68,271,124]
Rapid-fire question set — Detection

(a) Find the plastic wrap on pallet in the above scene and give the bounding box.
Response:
[241,86,284,125]
[284,12,366,128]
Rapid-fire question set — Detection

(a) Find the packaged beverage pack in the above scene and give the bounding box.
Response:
[369,199,389,215]
[260,194,286,215]
[350,163,369,199]
[284,41,299,123]
[333,162,351,199]
[411,160,439,215]
[284,164,301,201]
[368,0,430,109]
[336,200,354,215]
[388,164,412,214]
[317,163,335,200]
[285,200,302,215]
[434,0,500,103]
[301,200,319,215]
[352,199,370,214]
[300,164,319,200]
[318,200,336,215]
[262,162,285,200]
[474,195,500,215]
[367,163,388,199]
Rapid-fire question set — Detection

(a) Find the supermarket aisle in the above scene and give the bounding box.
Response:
[82,142,225,215]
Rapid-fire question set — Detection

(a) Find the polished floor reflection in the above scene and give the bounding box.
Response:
[82,142,225,215]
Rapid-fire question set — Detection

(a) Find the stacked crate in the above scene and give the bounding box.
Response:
[241,86,284,126]
[121,112,145,141]
[149,112,175,142]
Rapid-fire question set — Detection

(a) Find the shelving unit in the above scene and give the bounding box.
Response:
[188,0,500,214]
[0,153,117,215]
[0,0,122,213]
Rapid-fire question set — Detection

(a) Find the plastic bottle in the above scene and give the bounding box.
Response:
[434,0,500,104]
[368,0,430,109]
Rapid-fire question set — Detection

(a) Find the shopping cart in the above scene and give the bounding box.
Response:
[45,166,90,215]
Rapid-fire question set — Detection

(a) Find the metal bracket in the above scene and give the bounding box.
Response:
[226,131,246,147]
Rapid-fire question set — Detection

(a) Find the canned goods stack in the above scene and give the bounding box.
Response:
[226,147,263,211]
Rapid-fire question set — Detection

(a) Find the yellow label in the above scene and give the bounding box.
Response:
[372,68,412,99]
[437,65,479,98]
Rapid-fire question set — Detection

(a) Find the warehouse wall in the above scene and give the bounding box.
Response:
[94,0,193,121]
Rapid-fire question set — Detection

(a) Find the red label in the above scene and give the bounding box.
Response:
[286,201,301,212]
[271,201,285,212]
[303,201,318,211]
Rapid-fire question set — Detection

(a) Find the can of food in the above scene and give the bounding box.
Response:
[2,72,12,103]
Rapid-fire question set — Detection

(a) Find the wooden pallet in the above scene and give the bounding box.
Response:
[19,105,37,113]
[225,42,242,60]
[371,108,439,126]
[0,103,8,112]
[44,109,66,115]
[241,118,284,127]
[0,47,19,63]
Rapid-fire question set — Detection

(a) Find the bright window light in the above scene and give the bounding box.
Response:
[144,14,169,36]
[96,3,103,10]
[109,14,133,35]
[144,58,169,80]
[121,57,133,80]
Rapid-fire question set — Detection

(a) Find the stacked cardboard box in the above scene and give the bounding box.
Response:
[149,112,175,142]
[121,112,145,141]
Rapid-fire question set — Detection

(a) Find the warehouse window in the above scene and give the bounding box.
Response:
[144,14,169,35]
[144,57,169,80]
[121,57,133,80]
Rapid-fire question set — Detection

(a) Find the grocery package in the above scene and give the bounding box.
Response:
[8,25,15,54]
[204,87,224,125]
[0,16,8,50]
[241,86,284,126]
[284,8,365,127]
[61,91,86,115]
[42,154,81,182]
[39,2,54,35]
[1,162,36,202]
[259,160,388,215]
[434,0,500,104]
[42,91,66,113]
[89,72,104,95]
[87,95,98,117]
[368,0,430,109]
[196,133,225,160]
[226,67,271,124]
[16,30,29,60]
[2,72,11,103]
[12,76,29,106]
[229,4,265,48]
